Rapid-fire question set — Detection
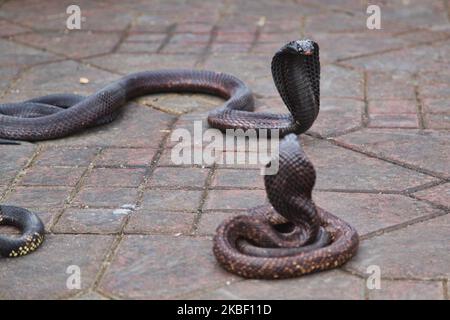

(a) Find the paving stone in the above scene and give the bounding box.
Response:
[0,19,30,37]
[3,60,118,102]
[85,168,146,188]
[141,189,202,211]
[314,192,445,236]
[378,0,449,30]
[73,187,139,208]
[0,1,129,31]
[0,66,19,95]
[0,144,36,185]
[0,235,114,299]
[310,32,408,63]
[125,210,195,234]
[138,93,218,115]
[346,214,450,279]
[310,98,363,137]
[368,100,417,114]
[413,183,450,208]
[303,138,437,191]
[343,41,450,73]
[19,166,85,187]
[367,71,416,100]
[0,207,57,234]
[369,114,419,128]
[196,212,237,236]
[85,53,198,74]
[53,208,127,234]
[4,186,71,208]
[320,65,363,99]
[424,113,450,129]
[367,280,444,300]
[99,235,235,299]
[335,129,450,178]
[117,41,161,54]
[175,22,213,34]
[13,31,122,59]
[148,167,209,188]
[203,54,278,97]
[205,190,266,211]
[212,169,264,189]
[40,104,174,148]
[96,148,157,167]
[0,38,57,68]
[190,270,364,300]
[73,291,109,300]
[35,147,99,167]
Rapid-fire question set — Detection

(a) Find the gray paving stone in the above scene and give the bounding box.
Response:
[303,138,438,192]
[335,129,450,178]
[314,192,445,236]
[0,235,114,299]
[346,214,450,280]
[367,279,444,300]
[189,270,364,300]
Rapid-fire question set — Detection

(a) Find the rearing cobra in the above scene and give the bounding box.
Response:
[0,39,358,279]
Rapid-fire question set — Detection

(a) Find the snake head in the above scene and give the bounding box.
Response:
[284,39,316,56]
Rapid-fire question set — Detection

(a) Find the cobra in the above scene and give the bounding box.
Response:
[0,39,359,279]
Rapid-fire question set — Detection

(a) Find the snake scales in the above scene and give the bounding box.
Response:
[0,39,358,279]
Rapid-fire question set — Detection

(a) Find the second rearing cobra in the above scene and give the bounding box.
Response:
[0,39,359,279]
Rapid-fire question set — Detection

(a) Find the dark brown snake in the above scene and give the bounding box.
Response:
[0,39,358,279]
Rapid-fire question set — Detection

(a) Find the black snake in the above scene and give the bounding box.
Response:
[0,39,359,279]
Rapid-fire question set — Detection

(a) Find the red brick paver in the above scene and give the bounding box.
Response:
[0,0,449,300]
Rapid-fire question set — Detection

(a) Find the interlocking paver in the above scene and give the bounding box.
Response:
[99,235,236,299]
[19,166,85,187]
[413,183,450,208]
[0,0,449,300]
[85,168,146,188]
[367,280,444,300]
[212,169,264,189]
[73,187,139,208]
[148,167,209,188]
[346,214,450,279]
[189,270,364,300]
[0,38,57,68]
[0,144,36,184]
[204,189,266,211]
[0,235,114,299]
[125,210,195,234]
[314,192,446,236]
[335,129,450,178]
[141,189,203,211]
[35,147,99,167]
[13,31,122,59]
[303,138,438,191]
[53,208,127,234]
[4,186,71,208]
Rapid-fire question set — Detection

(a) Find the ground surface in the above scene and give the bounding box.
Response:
[0,0,449,300]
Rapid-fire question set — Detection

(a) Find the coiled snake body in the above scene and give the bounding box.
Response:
[0,39,358,279]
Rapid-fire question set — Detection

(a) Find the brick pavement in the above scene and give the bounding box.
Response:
[0,0,449,299]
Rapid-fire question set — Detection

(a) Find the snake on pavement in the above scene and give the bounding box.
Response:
[0,39,359,279]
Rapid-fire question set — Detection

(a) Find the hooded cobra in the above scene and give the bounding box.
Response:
[0,39,358,279]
